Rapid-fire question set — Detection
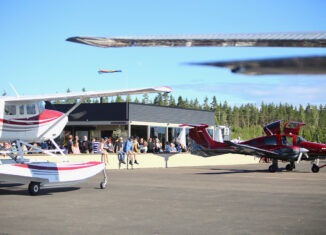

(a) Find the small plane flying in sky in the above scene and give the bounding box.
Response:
[0,86,172,195]
[67,31,326,75]
[98,69,122,74]
[187,121,326,173]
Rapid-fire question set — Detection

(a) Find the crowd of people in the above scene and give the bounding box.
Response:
[1,135,188,165]
[65,135,188,165]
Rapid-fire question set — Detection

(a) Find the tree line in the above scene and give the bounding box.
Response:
[54,89,326,142]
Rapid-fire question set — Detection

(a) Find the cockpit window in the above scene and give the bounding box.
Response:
[38,101,45,113]
[296,136,306,144]
[263,136,277,146]
[5,105,16,115]
[282,136,293,146]
[19,104,24,115]
[26,103,36,115]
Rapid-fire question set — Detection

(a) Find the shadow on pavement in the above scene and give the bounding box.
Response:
[0,186,80,196]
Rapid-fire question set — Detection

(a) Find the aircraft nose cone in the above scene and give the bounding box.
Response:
[299,147,309,153]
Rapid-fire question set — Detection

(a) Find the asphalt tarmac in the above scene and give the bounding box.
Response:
[1,162,326,235]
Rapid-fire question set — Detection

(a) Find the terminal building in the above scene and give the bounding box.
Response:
[49,102,215,143]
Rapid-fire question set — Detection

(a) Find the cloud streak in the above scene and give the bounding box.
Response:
[172,76,326,105]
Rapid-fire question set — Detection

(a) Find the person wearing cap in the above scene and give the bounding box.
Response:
[107,138,114,153]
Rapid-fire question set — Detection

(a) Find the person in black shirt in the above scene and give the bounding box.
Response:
[67,135,73,154]
[115,137,126,164]
[147,137,154,153]
[81,136,92,154]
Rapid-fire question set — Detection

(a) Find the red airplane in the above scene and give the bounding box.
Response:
[187,120,326,173]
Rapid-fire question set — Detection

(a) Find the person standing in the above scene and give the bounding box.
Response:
[147,137,154,153]
[81,136,92,154]
[67,135,73,154]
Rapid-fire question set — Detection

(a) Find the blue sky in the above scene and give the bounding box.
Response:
[1,0,326,106]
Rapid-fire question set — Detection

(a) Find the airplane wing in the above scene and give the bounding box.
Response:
[2,86,172,103]
[66,31,326,48]
[224,141,280,158]
[190,56,326,75]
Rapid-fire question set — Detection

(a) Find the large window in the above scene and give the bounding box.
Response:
[76,130,89,140]
[168,127,182,142]
[150,126,166,143]
[131,125,147,139]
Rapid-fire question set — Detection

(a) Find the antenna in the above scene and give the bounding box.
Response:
[9,83,20,97]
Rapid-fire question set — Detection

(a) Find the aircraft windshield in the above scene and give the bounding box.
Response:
[38,101,45,113]
[296,136,306,144]
[282,136,293,146]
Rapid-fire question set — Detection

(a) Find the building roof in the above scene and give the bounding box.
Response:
[48,102,215,126]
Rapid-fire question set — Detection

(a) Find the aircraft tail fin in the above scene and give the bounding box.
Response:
[184,124,230,157]
[186,124,215,148]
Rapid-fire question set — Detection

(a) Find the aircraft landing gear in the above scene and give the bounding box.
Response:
[312,164,320,173]
[286,162,295,171]
[100,168,108,189]
[28,182,41,196]
[268,159,279,173]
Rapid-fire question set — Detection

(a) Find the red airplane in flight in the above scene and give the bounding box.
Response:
[187,120,326,173]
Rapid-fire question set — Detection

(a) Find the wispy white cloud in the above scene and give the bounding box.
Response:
[172,76,326,105]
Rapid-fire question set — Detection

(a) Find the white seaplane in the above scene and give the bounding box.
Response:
[0,86,172,195]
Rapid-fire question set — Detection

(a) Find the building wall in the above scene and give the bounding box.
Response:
[129,103,215,126]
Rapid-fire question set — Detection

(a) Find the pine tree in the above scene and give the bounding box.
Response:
[126,95,132,102]
[177,96,184,108]
[153,93,163,105]
[115,95,125,103]
[203,97,209,110]
[169,95,176,107]
[211,96,217,110]
[142,94,149,104]
[163,93,169,106]
[193,98,200,109]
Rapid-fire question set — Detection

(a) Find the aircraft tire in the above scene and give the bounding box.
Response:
[100,182,107,189]
[268,165,276,173]
[286,164,293,171]
[312,164,320,173]
[28,182,40,196]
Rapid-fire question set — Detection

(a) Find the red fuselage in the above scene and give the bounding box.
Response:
[242,134,326,158]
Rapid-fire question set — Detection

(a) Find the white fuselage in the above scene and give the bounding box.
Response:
[0,101,67,142]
